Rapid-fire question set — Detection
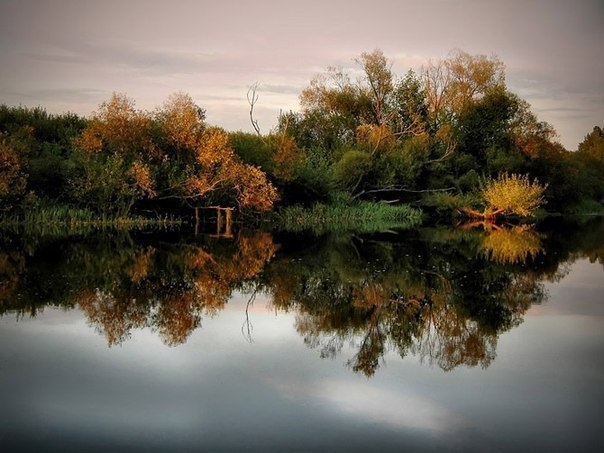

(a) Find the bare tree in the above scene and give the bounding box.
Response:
[247,82,261,136]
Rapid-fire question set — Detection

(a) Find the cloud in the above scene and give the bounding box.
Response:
[15,88,108,103]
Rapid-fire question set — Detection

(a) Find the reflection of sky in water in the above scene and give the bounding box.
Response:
[1,260,603,451]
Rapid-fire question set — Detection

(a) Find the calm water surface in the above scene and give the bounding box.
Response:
[1,218,603,452]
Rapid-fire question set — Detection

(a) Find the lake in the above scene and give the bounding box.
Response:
[1,217,603,452]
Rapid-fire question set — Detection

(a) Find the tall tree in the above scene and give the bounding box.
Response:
[355,49,394,126]
[422,50,506,125]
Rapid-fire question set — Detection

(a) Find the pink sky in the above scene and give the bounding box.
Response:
[1,0,602,149]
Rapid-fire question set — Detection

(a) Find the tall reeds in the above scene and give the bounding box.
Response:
[275,200,422,234]
[0,205,182,235]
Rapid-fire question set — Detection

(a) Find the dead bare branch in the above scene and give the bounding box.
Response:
[247,82,261,136]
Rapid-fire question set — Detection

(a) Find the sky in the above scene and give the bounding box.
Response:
[0,0,602,150]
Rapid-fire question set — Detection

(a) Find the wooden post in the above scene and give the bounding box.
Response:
[225,208,233,237]
[216,208,223,235]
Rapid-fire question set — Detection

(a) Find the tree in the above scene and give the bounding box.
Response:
[446,49,505,113]
[480,173,547,218]
[355,49,394,126]
[0,105,88,203]
[77,93,156,158]
[575,124,604,205]
[172,127,278,213]
[422,49,505,127]
[155,92,206,158]
[388,69,429,137]
[299,66,373,150]
[0,135,28,207]
[74,93,157,215]
[578,125,604,158]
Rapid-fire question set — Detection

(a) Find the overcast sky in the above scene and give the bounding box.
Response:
[0,0,602,149]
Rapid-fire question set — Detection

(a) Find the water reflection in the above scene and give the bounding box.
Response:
[263,227,546,375]
[1,217,603,376]
[459,222,544,264]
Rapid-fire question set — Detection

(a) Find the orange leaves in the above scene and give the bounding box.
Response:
[195,127,233,166]
[129,161,155,198]
[74,93,280,214]
[157,92,205,151]
[76,127,104,153]
[76,93,155,158]
[183,127,279,212]
[356,124,396,153]
[0,138,27,201]
[233,165,278,212]
[271,135,303,182]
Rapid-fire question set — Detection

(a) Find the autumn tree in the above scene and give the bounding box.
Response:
[0,134,28,208]
[74,93,156,215]
[299,66,373,150]
[355,49,394,126]
[422,49,505,124]
[164,126,278,212]
[466,173,547,218]
[155,92,206,160]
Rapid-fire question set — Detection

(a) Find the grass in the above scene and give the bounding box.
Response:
[569,199,604,215]
[274,199,423,234]
[0,205,183,235]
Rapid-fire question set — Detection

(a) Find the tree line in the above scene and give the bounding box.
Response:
[1,49,603,221]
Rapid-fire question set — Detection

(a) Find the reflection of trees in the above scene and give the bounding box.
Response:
[0,230,276,346]
[75,230,277,346]
[262,228,550,376]
[0,250,25,313]
[480,224,543,264]
[1,217,603,375]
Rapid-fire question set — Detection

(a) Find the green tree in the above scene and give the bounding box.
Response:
[0,105,87,203]
[575,125,604,206]
[388,69,429,137]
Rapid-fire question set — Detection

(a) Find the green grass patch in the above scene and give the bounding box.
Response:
[0,205,183,235]
[274,199,423,234]
[568,199,604,215]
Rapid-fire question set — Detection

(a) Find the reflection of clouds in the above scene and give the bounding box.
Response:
[528,259,604,317]
[315,381,462,433]
[266,374,463,434]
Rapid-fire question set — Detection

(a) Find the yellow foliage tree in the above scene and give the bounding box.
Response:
[77,92,156,158]
[482,173,547,217]
[74,93,158,215]
[156,92,205,154]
